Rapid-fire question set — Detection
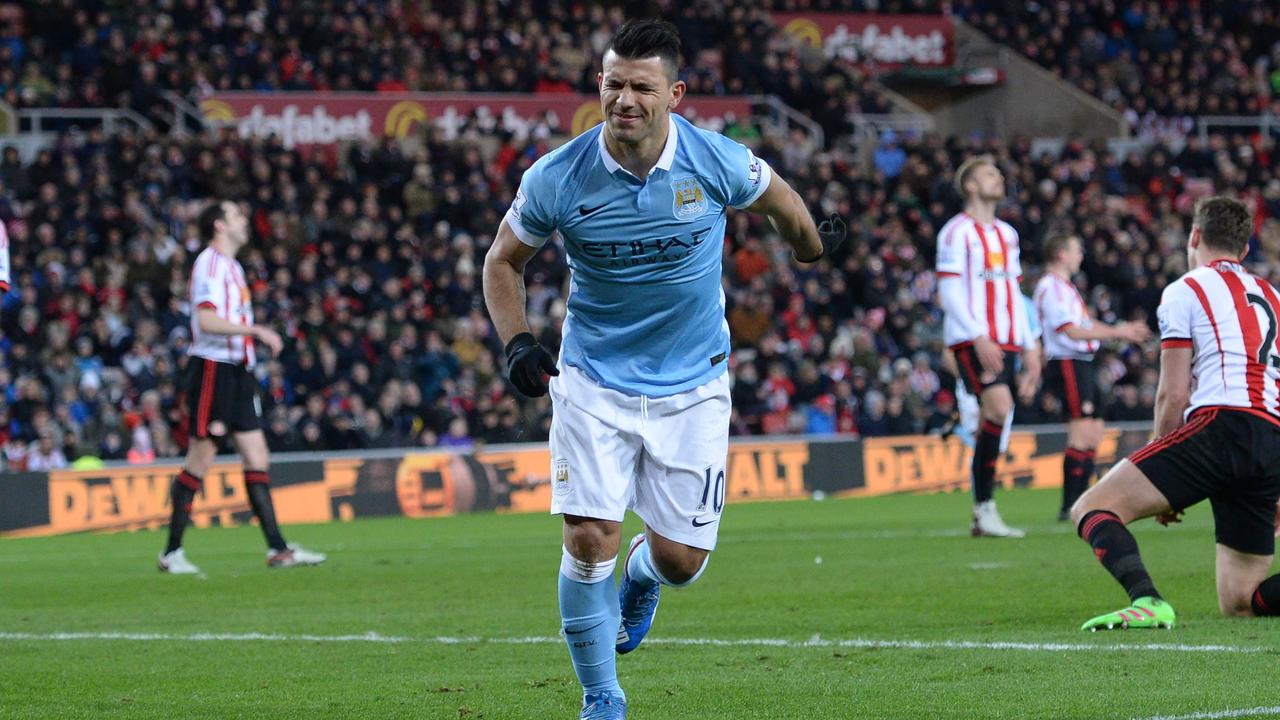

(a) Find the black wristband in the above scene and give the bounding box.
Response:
[505,332,538,357]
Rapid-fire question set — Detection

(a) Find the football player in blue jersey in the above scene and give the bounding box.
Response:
[483,20,845,719]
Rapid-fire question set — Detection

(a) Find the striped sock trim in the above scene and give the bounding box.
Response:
[1077,509,1121,540]
[244,470,270,485]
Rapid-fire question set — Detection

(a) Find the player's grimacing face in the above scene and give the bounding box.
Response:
[598,52,681,144]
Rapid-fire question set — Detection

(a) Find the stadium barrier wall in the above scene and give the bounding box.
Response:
[0,425,1154,538]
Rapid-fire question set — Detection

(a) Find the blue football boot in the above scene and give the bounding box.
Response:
[616,533,660,655]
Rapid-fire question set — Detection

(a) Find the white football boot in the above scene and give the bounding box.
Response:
[267,543,327,568]
[972,500,1026,538]
[158,547,201,574]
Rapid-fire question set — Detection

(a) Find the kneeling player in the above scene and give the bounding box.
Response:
[1071,198,1280,629]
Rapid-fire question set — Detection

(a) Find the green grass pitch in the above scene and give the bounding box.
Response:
[2,488,1277,719]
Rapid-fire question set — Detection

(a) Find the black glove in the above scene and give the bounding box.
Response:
[797,213,848,263]
[505,332,559,397]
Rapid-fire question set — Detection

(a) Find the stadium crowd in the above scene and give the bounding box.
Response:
[1,2,1279,470]
[10,0,1276,138]
[6,0,894,139]
[1,115,1277,470]
[953,0,1280,138]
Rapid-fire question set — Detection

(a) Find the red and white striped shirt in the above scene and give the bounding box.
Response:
[1158,260,1280,423]
[189,246,256,367]
[936,213,1031,350]
[1033,272,1099,360]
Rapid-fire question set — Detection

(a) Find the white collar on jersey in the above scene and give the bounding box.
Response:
[598,115,679,178]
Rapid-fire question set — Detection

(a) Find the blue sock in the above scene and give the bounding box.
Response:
[559,548,623,699]
[625,538,664,589]
[626,536,709,589]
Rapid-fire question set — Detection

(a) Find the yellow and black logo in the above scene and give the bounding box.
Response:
[200,99,236,123]
[572,102,604,137]
[385,101,428,138]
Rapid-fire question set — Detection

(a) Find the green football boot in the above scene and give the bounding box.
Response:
[1081,596,1176,631]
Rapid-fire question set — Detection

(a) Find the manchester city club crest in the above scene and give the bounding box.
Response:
[671,175,707,219]
[553,459,570,496]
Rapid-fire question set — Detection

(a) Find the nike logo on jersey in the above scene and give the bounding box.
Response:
[691,517,718,528]
[579,202,608,216]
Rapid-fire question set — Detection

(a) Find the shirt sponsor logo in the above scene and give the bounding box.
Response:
[579,229,712,268]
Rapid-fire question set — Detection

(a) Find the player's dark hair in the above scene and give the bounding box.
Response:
[197,201,228,244]
[1193,196,1252,255]
[1043,234,1078,264]
[607,19,681,81]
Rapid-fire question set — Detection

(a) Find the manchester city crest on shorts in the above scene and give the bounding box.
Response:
[553,459,571,496]
[671,175,707,219]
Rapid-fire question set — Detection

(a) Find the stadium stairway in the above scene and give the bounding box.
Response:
[884,18,1127,140]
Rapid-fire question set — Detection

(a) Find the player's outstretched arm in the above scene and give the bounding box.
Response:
[746,173,830,262]
[1062,321,1152,344]
[483,219,559,397]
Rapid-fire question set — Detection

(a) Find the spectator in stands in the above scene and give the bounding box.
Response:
[25,430,67,471]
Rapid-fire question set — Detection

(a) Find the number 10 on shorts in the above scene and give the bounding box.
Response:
[699,466,726,514]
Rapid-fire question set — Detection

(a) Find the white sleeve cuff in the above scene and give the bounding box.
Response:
[504,210,551,248]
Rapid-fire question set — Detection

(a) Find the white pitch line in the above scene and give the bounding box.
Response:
[1133,707,1280,720]
[0,631,1270,655]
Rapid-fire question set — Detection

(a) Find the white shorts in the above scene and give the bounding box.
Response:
[548,364,731,551]
[956,382,1013,452]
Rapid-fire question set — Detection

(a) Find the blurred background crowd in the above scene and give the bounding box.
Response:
[1,0,1278,470]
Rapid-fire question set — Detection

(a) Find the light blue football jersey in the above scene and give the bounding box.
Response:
[504,114,772,396]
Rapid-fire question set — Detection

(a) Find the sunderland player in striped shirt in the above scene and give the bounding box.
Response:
[1034,235,1150,521]
[483,21,844,719]
[158,200,325,574]
[1071,197,1280,630]
[936,155,1041,538]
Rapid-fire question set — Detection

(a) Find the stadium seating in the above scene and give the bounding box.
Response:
[6,1,894,132]
[954,0,1280,135]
